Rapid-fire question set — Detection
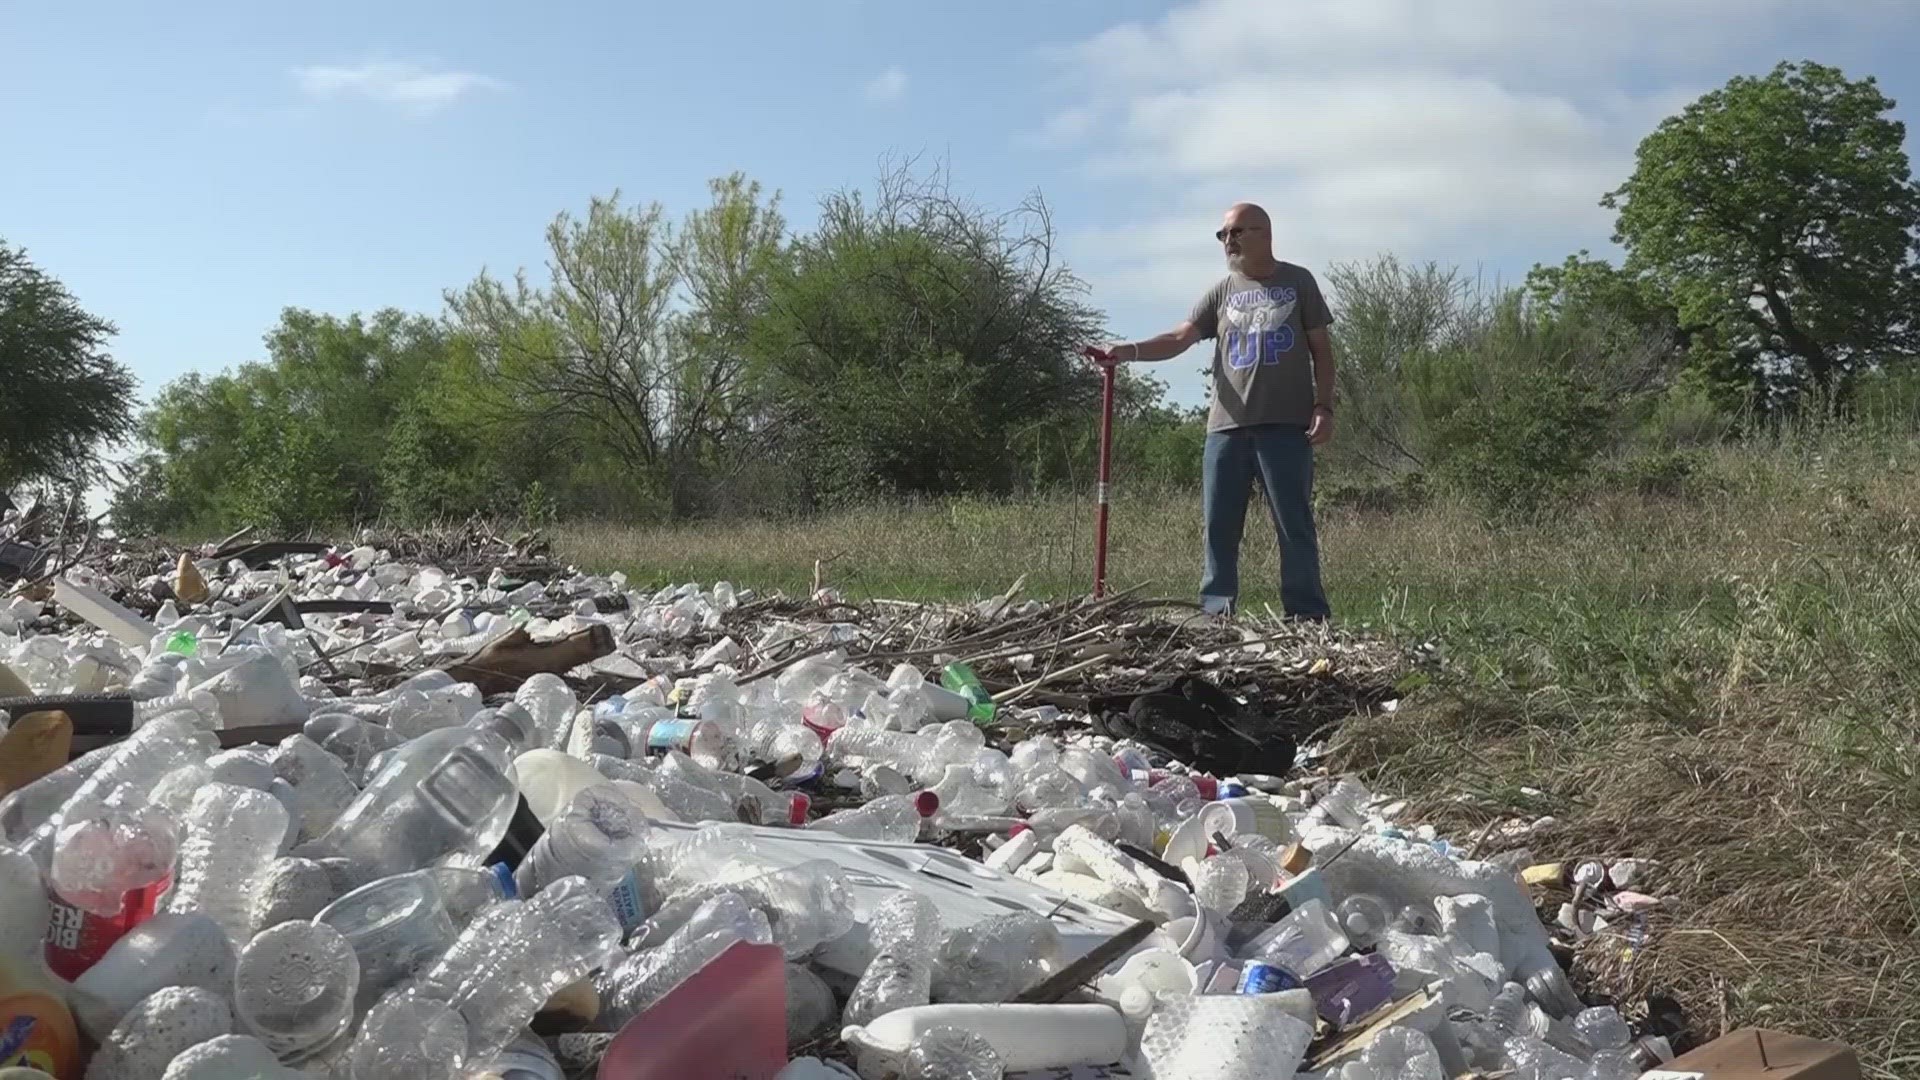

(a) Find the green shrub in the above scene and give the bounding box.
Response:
[1593,448,1722,500]
[1426,376,1612,518]
[1316,471,1431,514]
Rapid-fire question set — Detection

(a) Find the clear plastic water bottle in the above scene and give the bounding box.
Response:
[933,911,1062,1003]
[843,892,942,1026]
[49,804,177,916]
[659,751,795,824]
[639,859,855,960]
[344,991,469,1080]
[826,726,929,776]
[441,880,623,1064]
[0,744,111,844]
[905,1025,1003,1080]
[1573,1005,1632,1051]
[430,864,517,927]
[638,766,739,824]
[600,892,773,1027]
[269,734,360,844]
[21,712,213,864]
[297,726,517,887]
[316,868,460,1012]
[809,792,938,843]
[1337,893,1394,950]
[467,701,539,756]
[514,673,580,751]
[1194,856,1252,916]
[163,782,291,945]
[303,712,406,778]
[1584,1050,1641,1080]
[514,784,652,929]
[233,920,360,1063]
[1504,1036,1587,1080]
[411,896,525,1006]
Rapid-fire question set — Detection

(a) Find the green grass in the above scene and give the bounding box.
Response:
[556,426,1920,1077]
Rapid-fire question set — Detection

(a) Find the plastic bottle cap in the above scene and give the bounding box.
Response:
[913,791,941,817]
[488,862,519,899]
[787,794,812,826]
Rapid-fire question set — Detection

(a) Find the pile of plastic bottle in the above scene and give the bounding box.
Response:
[0,549,1652,1080]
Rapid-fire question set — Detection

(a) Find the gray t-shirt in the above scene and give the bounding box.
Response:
[1188,263,1334,431]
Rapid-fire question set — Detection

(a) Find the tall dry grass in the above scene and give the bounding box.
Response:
[556,426,1920,1075]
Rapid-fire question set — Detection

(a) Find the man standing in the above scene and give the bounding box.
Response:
[1091,202,1336,621]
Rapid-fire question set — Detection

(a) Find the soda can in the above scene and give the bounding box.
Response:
[1236,960,1302,995]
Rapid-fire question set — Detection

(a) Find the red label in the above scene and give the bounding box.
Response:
[43,876,169,981]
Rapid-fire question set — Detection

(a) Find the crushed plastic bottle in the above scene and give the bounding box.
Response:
[436,878,622,1063]
[809,791,938,843]
[843,892,942,1027]
[344,992,469,1080]
[600,892,773,1027]
[163,782,290,945]
[905,1025,1003,1080]
[296,725,516,887]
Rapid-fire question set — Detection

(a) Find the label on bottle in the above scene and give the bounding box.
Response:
[43,875,169,981]
[605,870,647,934]
[1236,960,1302,994]
[0,1011,70,1076]
[644,719,701,755]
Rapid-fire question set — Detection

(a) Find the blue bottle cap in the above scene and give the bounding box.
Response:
[488,861,519,899]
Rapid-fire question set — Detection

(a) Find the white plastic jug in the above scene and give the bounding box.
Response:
[842,1002,1128,1074]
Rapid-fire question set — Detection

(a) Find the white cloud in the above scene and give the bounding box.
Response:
[1050,0,1919,331]
[864,65,908,105]
[290,60,499,114]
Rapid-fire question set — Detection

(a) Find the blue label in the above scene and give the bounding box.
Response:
[1237,961,1302,994]
[0,1015,33,1061]
[606,869,646,933]
[645,719,699,754]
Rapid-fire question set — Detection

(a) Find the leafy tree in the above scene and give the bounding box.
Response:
[1603,61,1920,402]
[115,309,463,533]
[0,240,137,491]
[750,161,1106,505]
[664,173,791,513]
[448,187,780,517]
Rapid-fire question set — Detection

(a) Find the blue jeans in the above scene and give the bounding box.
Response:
[1201,424,1330,620]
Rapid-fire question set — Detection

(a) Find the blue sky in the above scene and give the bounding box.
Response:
[5,0,1918,417]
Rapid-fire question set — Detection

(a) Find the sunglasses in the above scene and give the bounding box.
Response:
[1215,224,1265,241]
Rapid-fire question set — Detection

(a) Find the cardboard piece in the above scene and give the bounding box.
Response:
[0,711,71,797]
[1305,985,1438,1073]
[1659,1027,1861,1080]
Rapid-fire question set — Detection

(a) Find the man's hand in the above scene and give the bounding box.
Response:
[1308,407,1334,446]
[1082,345,1118,366]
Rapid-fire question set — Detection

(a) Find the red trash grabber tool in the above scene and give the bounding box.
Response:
[1081,345,1118,599]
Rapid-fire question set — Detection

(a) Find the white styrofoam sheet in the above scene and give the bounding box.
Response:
[651,821,1139,982]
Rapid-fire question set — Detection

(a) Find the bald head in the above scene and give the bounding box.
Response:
[1219,203,1275,273]
[1227,203,1270,227]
